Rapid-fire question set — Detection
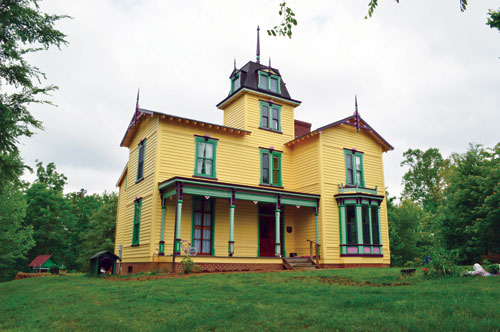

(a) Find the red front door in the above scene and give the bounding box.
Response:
[260,216,276,257]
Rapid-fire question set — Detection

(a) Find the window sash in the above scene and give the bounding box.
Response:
[261,150,281,186]
[132,199,142,245]
[371,206,380,245]
[137,140,146,180]
[193,199,213,255]
[194,137,217,178]
[231,73,241,92]
[260,102,281,131]
[345,150,364,186]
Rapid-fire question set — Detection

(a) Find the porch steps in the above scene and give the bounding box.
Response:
[283,257,319,270]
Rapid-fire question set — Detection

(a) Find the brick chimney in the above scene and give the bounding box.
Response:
[294,120,312,138]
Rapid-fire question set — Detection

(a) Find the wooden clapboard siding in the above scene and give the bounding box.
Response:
[318,124,390,265]
[117,116,159,262]
[223,95,246,130]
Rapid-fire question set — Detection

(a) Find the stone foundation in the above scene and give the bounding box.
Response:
[117,261,390,275]
[321,263,390,269]
[116,261,283,275]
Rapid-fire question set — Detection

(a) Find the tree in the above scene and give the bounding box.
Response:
[441,143,500,264]
[388,199,434,266]
[0,0,68,190]
[66,189,107,271]
[24,161,71,266]
[400,148,446,213]
[76,192,117,271]
[0,181,34,282]
[268,1,500,38]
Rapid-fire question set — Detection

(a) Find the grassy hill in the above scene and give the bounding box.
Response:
[1,268,499,331]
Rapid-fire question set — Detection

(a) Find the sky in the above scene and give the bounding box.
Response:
[20,0,500,197]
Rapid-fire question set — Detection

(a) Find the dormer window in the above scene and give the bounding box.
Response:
[231,72,241,93]
[258,71,280,94]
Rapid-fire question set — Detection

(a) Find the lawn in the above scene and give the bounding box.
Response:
[1,268,499,332]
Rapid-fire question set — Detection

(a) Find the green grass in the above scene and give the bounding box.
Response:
[1,268,499,331]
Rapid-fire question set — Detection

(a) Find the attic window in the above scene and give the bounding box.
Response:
[231,73,241,93]
[258,71,280,94]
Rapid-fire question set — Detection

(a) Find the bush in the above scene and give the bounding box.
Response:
[422,248,460,277]
[487,264,499,274]
[49,266,60,275]
[180,257,195,274]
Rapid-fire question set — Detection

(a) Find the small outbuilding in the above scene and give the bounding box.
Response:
[28,255,58,273]
[89,251,120,277]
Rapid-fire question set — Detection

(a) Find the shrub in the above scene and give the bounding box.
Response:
[49,266,60,275]
[422,248,460,277]
[180,257,195,274]
[487,264,499,274]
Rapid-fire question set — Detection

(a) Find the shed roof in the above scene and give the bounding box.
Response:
[28,255,53,267]
[89,251,120,260]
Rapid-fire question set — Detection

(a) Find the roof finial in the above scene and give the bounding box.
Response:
[256,25,261,64]
[354,94,360,132]
[269,57,271,68]
[234,58,236,70]
[134,88,140,127]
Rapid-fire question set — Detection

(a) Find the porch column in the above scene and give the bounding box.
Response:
[339,205,346,254]
[368,205,373,254]
[315,209,319,244]
[159,199,166,255]
[228,204,235,256]
[275,208,281,257]
[356,202,363,253]
[174,199,183,255]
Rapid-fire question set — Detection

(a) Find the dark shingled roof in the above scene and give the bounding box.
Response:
[217,61,301,107]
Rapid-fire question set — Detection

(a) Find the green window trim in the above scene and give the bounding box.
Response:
[344,150,364,186]
[339,202,382,254]
[132,198,142,245]
[191,196,215,255]
[259,101,281,132]
[136,139,146,181]
[194,136,218,179]
[260,149,282,187]
[230,72,241,93]
[258,71,281,93]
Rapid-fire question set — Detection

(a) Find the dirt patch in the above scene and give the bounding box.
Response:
[294,276,409,287]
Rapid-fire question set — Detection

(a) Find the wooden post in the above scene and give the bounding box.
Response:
[229,204,235,256]
[159,199,166,255]
[275,208,281,257]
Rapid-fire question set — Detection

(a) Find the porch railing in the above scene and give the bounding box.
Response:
[307,239,321,267]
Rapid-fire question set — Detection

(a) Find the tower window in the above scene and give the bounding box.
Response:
[260,101,281,132]
[258,71,281,94]
[231,73,241,93]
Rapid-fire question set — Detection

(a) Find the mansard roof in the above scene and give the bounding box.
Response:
[216,61,301,108]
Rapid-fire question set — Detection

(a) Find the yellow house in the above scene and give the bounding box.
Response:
[114,35,393,274]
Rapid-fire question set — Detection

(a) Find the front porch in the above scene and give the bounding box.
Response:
[155,177,321,271]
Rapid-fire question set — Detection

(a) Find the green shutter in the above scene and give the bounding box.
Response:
[132,199,142,245]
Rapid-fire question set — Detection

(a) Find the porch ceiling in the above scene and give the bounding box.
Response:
[158,177,319,208]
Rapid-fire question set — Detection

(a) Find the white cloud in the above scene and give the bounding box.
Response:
[19,0,500,196]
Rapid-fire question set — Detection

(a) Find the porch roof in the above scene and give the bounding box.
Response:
[158,177,320,208]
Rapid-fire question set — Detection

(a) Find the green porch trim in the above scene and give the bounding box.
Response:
[338,184,378,195]
[356,204,363,253]
[184,186,231,198]
[159,177,319,207]
[275,209,281,256]
[229,204,235,256]
[174,199,183,254]
[159,199,166,255]
[315,211,319,244]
